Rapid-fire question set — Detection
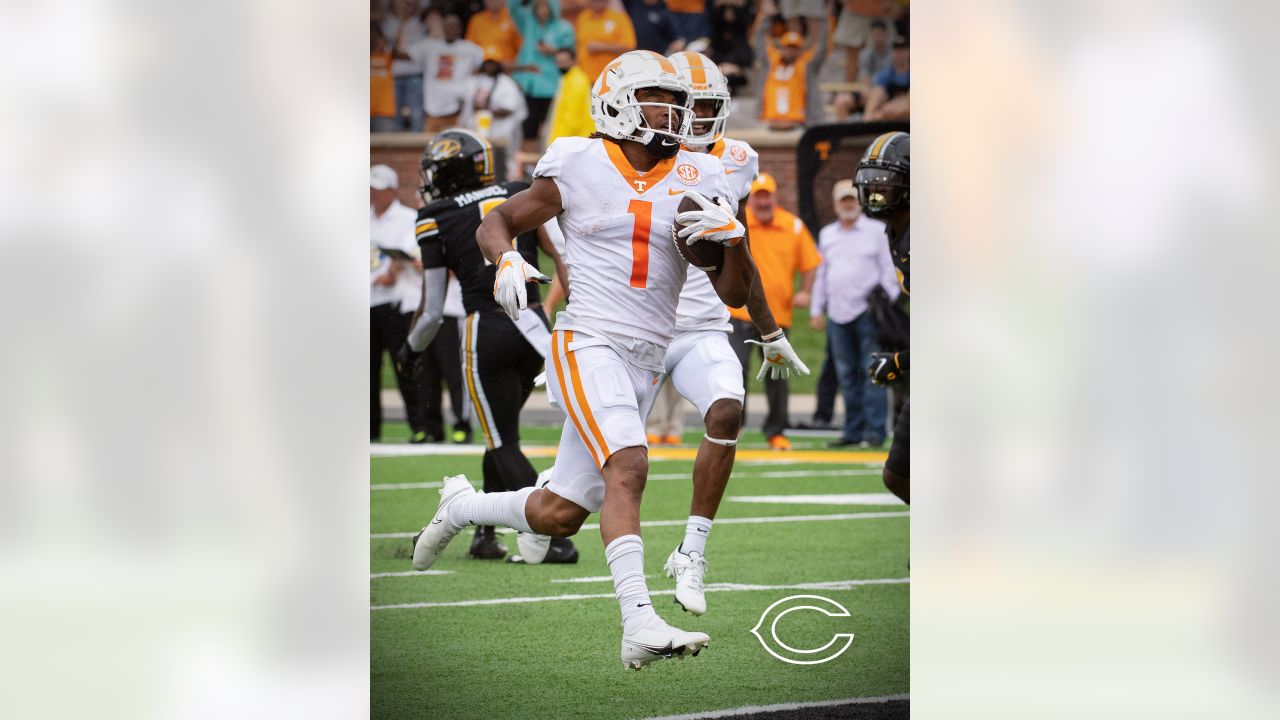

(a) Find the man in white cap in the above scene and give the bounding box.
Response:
[370,164,420,441]
[809,179,899,448]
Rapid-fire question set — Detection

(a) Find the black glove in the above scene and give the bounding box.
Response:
[395,343,423,377]
[868,351,907,386]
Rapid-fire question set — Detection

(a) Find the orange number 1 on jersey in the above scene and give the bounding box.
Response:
[627,199,651,289]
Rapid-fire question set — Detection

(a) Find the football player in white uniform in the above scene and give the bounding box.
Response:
[656,50,809,617]
[410,50,755,670]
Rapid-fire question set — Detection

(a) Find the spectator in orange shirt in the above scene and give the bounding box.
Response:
[756,14,828,131]
[575,0,637,81]
[728,172,822,450]
[466,0,524,65]
[371,24,398,133]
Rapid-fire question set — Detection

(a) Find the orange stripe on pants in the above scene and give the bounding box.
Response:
[563,330,611,463]
[551,330,604,467]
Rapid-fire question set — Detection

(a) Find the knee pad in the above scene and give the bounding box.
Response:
[703,434,737,447]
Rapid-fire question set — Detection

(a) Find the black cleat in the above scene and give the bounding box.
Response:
[469,526,508,560]
[542,537,579,564]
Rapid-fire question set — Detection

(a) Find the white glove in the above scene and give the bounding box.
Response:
[746,330,810,380]
[675,190,745,247]
[492,250,550,321]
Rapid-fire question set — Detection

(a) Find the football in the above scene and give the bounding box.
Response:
[671,194,726,272]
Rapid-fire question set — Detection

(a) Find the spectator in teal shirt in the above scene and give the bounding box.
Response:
[510,0,575,143]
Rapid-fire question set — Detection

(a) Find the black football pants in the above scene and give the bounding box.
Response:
[461,308,550,493]
[403,313,469,439]
[371,302,415,441]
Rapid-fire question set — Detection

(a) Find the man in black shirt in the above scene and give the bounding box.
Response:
[398,128,578,562]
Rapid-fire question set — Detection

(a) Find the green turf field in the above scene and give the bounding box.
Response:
[370,427,909,719]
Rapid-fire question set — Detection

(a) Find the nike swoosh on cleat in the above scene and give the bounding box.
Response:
[431,518,443,524]
[636,602,651,608]
[636,642,673,655]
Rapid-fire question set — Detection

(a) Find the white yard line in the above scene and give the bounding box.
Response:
[372,445,722,460]
[370,570,452,578]
[370,511,908,539]
[549,575,653,584]
[635,694,910,720]
[371,577,909,610]
[728,493,904,506]
[371,468,885,491]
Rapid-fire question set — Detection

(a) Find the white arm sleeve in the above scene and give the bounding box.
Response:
[407,267,449,351]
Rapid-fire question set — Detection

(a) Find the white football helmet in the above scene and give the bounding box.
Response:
[591,50,694,156]
[668,50,730,147]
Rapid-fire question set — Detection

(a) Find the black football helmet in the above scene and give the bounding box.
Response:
[419,128,496,201]
[854,131,909,219]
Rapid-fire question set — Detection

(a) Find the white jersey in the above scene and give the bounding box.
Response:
[534,136,733,355]
[674,136,760,333]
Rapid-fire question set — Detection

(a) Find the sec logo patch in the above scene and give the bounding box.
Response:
[729,144,748,164]
[675,163,701,185]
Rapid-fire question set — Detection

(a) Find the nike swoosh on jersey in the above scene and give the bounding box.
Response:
[668,189,685,195]
[725,169,738,175]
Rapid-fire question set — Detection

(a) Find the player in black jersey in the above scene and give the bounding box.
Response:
[855,131,910,504]
[397,129,579,562]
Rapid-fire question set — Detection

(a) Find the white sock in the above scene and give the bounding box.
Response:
[680,515,712,557]
[448,486,535,533]
[605,534,657,634]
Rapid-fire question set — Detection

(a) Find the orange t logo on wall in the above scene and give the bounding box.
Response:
[675,163,701,185]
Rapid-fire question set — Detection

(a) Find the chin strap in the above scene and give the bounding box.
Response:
[703,434,737,447]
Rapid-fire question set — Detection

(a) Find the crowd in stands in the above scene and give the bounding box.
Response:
[372,0,909,144]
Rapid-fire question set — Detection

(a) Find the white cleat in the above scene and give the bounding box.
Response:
[514,467,554,564]
[620,614,710,670]
[515,532,551,564]
[411,475,476,570]
[664,547,708,615]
